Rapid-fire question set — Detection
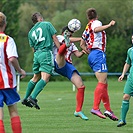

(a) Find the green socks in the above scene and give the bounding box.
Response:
[24,80,36,99]
[120,100,129,121]
[31,79,46,99]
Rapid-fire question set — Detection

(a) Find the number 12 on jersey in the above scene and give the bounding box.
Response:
[32,27,45,43]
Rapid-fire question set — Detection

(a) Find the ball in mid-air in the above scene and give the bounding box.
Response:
[68,19,81,33]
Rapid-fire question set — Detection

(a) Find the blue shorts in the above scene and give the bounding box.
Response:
[88,49,108,72]
[54,60,79,80]
[0,87,20,107]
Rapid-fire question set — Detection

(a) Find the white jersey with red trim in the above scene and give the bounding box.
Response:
[0,33,18,89]
[53,35,78,63]
[82,19,106,52]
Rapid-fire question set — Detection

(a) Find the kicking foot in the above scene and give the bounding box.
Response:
[74,111,88,121]
[64,30,71,47]
[91,109,106,119]
[27,96,40,110]
[21,99,33,108]
[104,110,118,121]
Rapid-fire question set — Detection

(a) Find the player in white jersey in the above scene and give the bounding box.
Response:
[53,26,88,120]
[0,12,26,133]
[80,8,118,121]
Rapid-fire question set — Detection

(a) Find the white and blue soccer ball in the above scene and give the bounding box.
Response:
[68,19,81,33]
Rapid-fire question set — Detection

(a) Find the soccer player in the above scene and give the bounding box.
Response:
[22,12,60,109]
[117,35,133,127]
[80,8,118,121]
[0,12,26,133]
[53,26,88,120]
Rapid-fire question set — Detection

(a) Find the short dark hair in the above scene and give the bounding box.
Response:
[62,26,74,34]
[86,8,97,20]
[31,12,43,24]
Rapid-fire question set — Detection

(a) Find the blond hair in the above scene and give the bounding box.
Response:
[0,12,6,27]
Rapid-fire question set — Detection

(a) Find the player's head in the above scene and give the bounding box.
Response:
[62,26,73,37]
[86,8,97,20]
[0,12,6,29]
[31,12,43,24]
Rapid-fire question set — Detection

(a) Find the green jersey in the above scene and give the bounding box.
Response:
[125,47,133,76]
[28,21,57,51]
[124,47,133,95]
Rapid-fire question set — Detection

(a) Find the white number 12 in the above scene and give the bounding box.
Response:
[32,27,45,42]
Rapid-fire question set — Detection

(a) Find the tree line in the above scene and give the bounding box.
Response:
[0,0,133,79]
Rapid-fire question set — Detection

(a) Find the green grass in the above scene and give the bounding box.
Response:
[3,78,133,133]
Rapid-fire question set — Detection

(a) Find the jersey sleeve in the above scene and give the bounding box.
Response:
[47,22,57,36]
[71,43,78,53]
[6,37,18,59]
[57,35,64,43]
[28,32,34,47]
[125,48,132,65]
[91,20,102,30]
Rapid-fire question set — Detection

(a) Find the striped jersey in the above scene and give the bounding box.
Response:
[53,35,78,63]
[82,19,106,52]
[0,33,18,89]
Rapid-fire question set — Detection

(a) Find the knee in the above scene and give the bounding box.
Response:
[78,85,85,90]
[32,75,40,82]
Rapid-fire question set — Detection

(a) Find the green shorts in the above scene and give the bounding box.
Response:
[33,50,54,75]
[124,74,133,96]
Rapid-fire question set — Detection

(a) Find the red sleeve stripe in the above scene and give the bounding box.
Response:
[4,37,13,88]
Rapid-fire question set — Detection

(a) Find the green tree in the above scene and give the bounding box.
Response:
[0,0,22,40]
[5,0,132,75]
[76,0,133,72]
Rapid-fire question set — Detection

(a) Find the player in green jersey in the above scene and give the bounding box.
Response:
[22,12,60,109]
[117,35,133,127]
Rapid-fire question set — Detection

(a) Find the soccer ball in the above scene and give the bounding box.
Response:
[68,19,81,33]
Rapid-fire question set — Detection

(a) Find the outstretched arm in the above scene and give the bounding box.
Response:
[70,37,81,43]
[118,63,130,82]
[73,50,86,58]
[80,39,90,54]
[94,20,115,33]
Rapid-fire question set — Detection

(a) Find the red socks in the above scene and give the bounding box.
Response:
[58,43,67,55]
[11,116,22,133]
[0,116,22,133]
[76,86,85,112]
[0,120,5,133]
[93,83,103,110]
[93,82,111,111]
[102,84,111,111]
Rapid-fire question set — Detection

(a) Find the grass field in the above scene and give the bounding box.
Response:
[3,78,133,133]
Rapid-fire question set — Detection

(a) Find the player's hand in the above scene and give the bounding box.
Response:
[19,69,26,79]
[82,50,89,54]
[118,75,124,82]
[109,20,115,26]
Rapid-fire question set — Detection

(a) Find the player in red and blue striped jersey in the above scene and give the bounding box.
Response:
[53,26,88,120]
[80,8,118,121]
[0,12,26,133]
